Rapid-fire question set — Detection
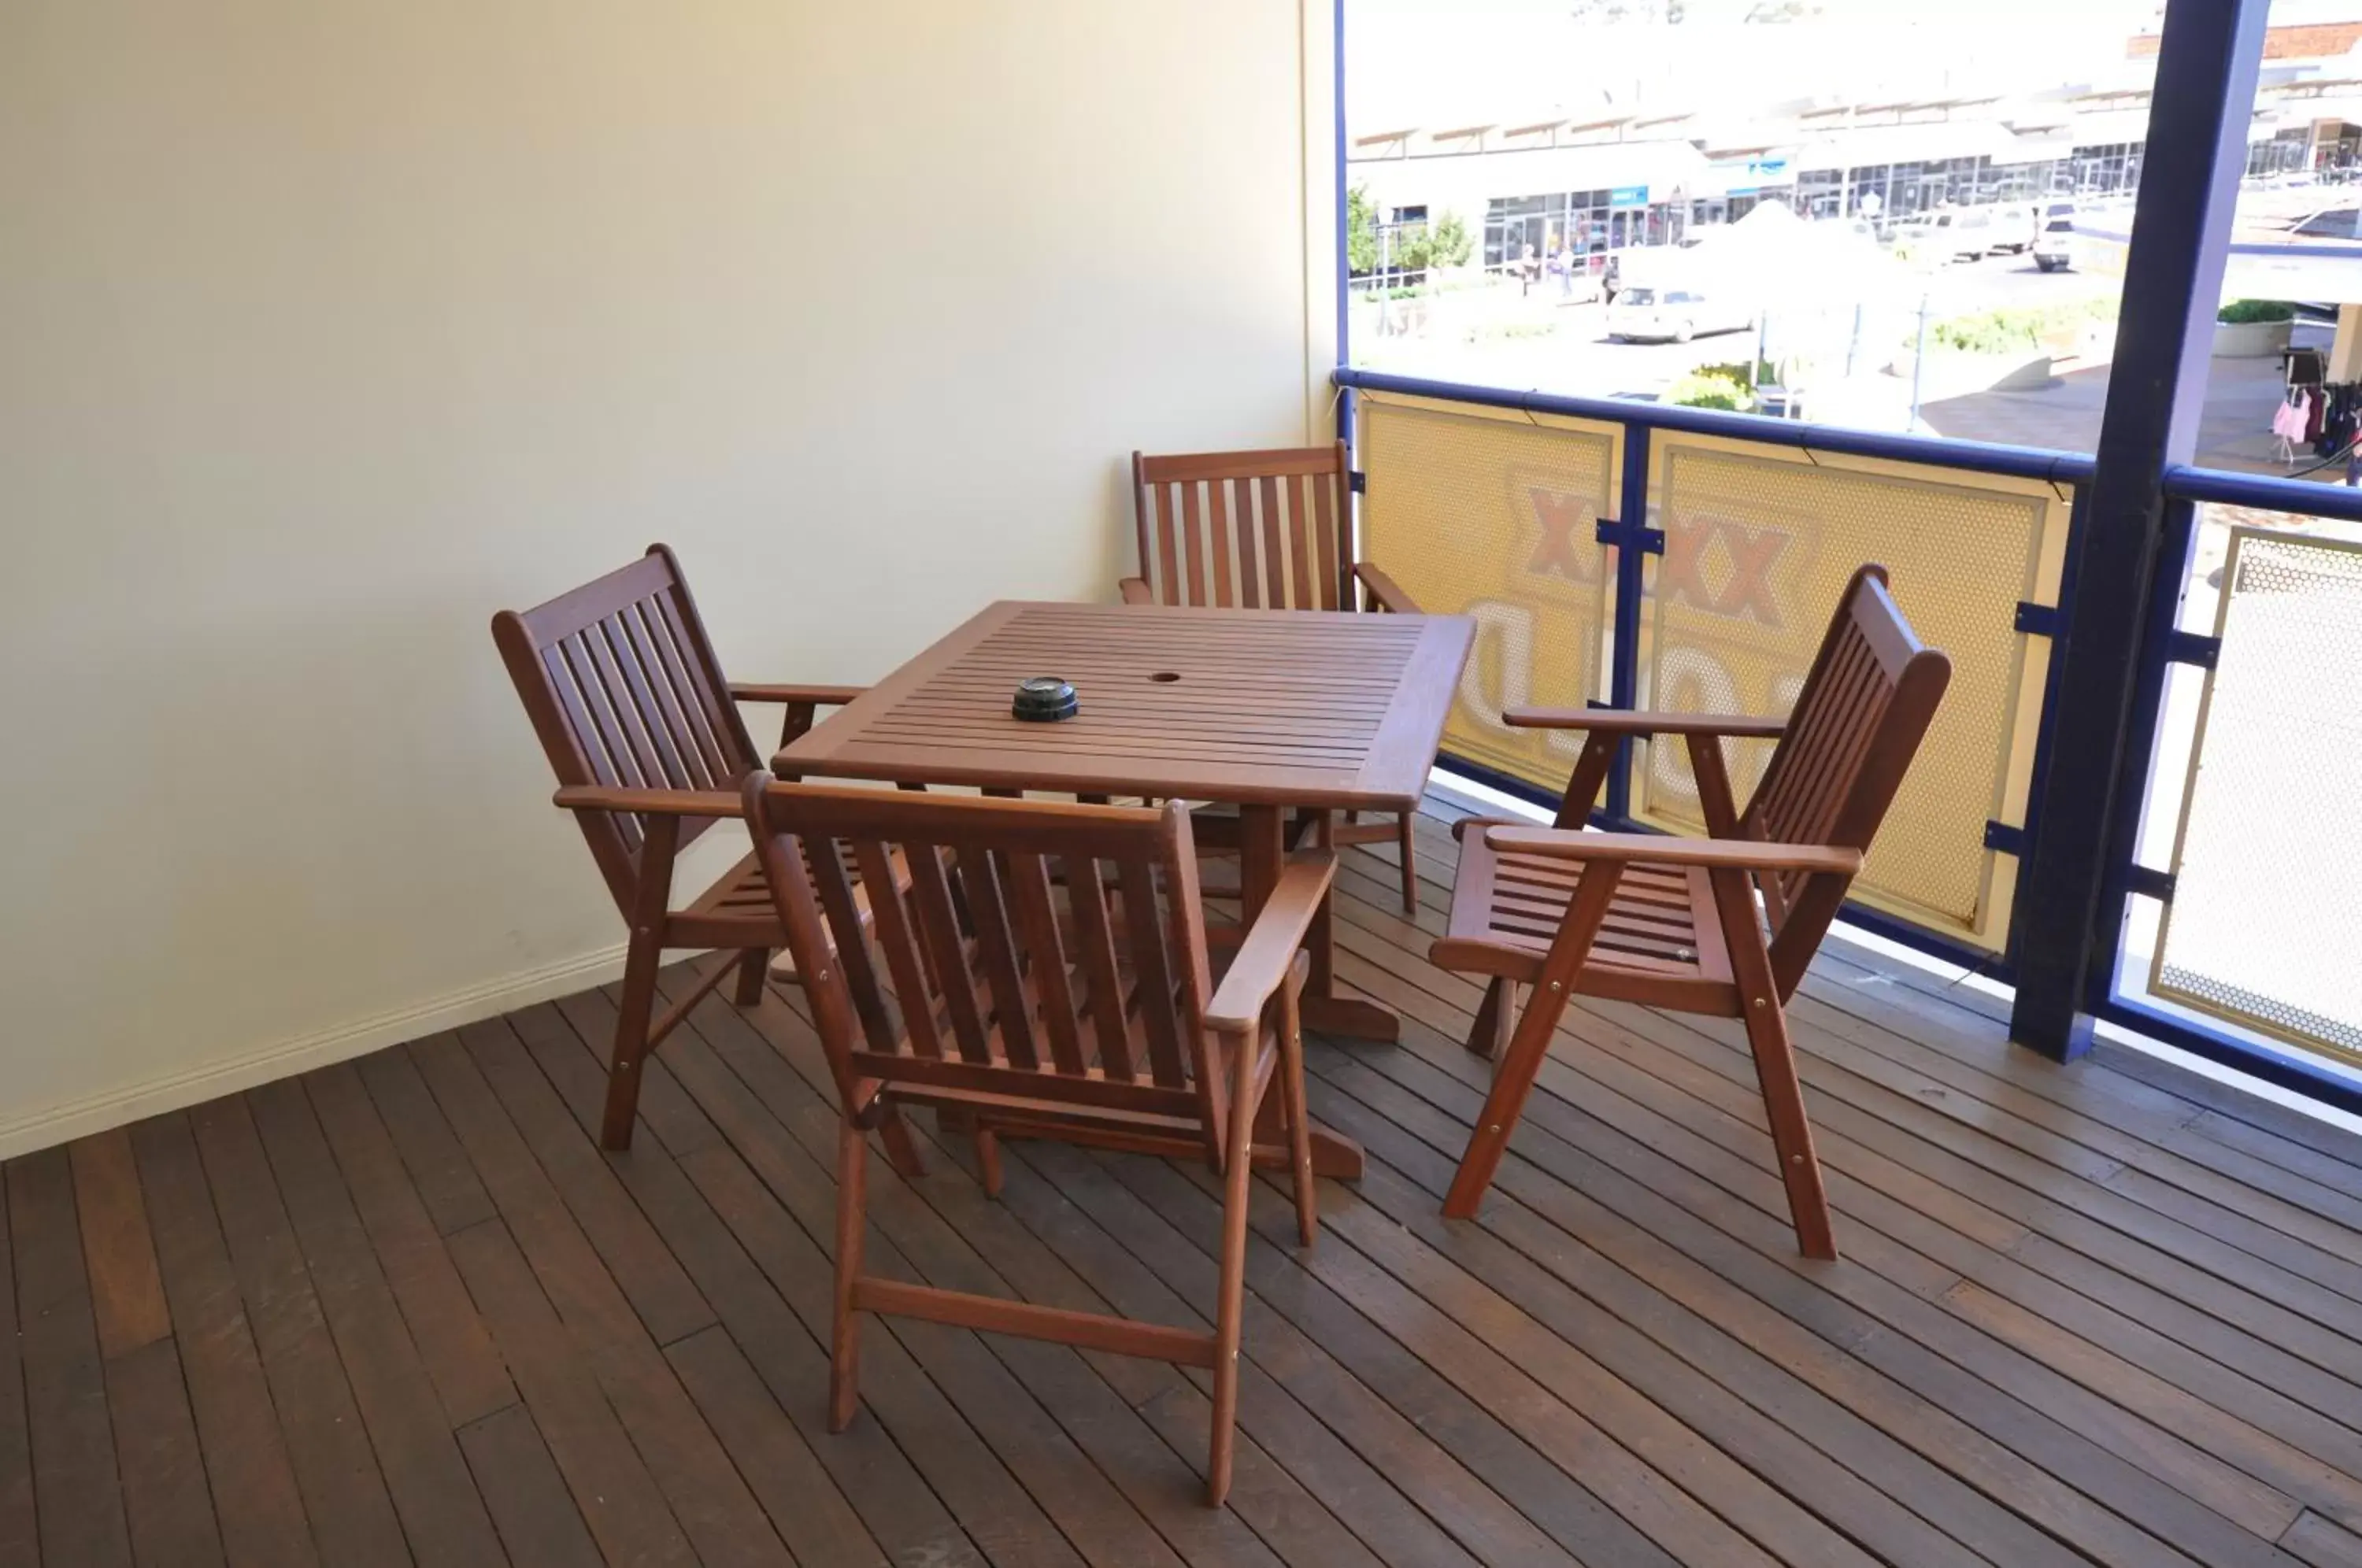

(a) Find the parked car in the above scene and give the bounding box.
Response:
[1985,202,2038,253]
[1900,206,1997,261]
[2033,204,2075,272]
[1603,286,1753,343]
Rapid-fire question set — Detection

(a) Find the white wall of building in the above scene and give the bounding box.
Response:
[0,0,1338,1153]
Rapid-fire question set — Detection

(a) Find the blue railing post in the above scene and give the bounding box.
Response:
[1601,423,1654,823]
[2007,0,2269,1062]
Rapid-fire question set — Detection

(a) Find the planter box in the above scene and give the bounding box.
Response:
[2212,318,2294,358]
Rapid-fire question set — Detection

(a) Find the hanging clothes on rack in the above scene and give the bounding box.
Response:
[2319,382,2362,457]
[2274,389,2310,465]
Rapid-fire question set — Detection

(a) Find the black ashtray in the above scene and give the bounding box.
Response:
[1013,675,1079,723]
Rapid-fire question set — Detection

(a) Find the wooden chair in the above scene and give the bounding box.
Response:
[492,544,876,1153]
[741,776,1333,1507]
[1123,442,1427,915]
[1431,566,1950,1259]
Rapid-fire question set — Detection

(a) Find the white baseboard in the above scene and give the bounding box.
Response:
[0,942,631,1162]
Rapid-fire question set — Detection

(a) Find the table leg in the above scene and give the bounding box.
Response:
[1293,808,1402,1045]
[1238,804,1364,1180]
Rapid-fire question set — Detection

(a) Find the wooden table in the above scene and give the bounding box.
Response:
[776,600,1475,1178]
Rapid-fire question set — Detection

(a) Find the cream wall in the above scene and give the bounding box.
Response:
[0,0,1338,1153]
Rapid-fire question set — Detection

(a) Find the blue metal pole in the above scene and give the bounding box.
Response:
[1332,0,1350,449]
[2007,0,2269,1062]
[1603,423,1653,824]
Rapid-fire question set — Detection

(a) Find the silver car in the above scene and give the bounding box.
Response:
[1604,286,1753,344]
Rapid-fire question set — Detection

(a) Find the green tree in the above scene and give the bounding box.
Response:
[1429,212,1472,268]
[1347,184,1379,276]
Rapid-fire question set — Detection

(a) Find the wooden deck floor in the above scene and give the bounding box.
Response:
[16,802,2362,1566]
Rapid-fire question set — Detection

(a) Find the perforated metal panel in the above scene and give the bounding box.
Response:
[1636,438,2065,949]
[2154,527,2362,1060]
[1358,393,1622,794]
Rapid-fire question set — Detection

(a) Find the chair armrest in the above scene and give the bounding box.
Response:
[553,785,742,818]
[1502,707,1787,739]
[727,682,865,708]
[1118,576,1157,605]
[1353,561,1420,614]
[1484,826,1860,876]
[1204,852,1338,1034]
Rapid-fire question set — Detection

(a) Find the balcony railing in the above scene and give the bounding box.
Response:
[1334,364,2362,1111]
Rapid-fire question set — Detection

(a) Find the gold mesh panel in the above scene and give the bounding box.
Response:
[1359,393,1621,794]
[2155,527,2362,1060]
[1636,438,2064,949]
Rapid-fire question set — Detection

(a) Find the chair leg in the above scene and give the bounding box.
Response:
[1206,1075,1259,1508]
[1740,995,1838,1261]
[1443,982,1572,1219]
[829,1119,868,1432]
[973,1124,1004,1198]
[1278,989,1317,1248]
[1396,812,1420,916]
[1707,864,1837,1261]
[731,948,769,1007]
[601,926,662,1152]
[1465,978,1515,1062]
[879,1108,926,1179]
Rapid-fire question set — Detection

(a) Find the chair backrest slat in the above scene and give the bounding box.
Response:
[620,603,724,789]
[494,545,759,915]
[957,845,1042,1071]
[901,845,996,1065]
[1232,479,1263,608]
[564,631,655,790]
[1114,857,1190,1089]
[1005,851,1089,1076]
[1257,474,1287,608]
[853,839,945,1060]
[646,590,752,779]
[746,783,1217,1133]
[1311,468,1342,610]
[593,618,688,788]
[1064,856,1138,1082]
[1734,566,1952,995]
[1134,444,1352,612]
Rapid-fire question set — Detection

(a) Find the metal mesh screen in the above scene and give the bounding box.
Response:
[1358,393,1620,795]
[2154,527,2362,1059]
[1636,438,2064,949]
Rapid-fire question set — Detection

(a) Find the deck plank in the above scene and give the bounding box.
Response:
[9,1148,133,1568]
[128,1115,317,1567]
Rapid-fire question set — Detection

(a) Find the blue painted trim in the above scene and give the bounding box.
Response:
[2012,0,2269,1061]
[2001,480,2086,981]
[2014,601,2060,637]
[1435,753,1575,819]
[1594,517,1665,553]
[2164,629,2221,669]
[2096,995,2362,1120]
[2087,491,2208,1020]
[2161,462,2362,523]
[1604,425,1654,820]
[1332,366,2097,485]
[1331,0,1348,375]
[1838,902,2015,983]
